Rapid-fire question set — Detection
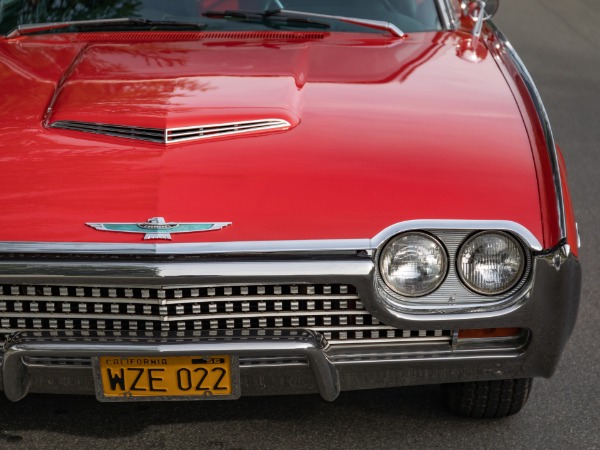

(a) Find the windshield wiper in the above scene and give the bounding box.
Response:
[202,10,330,30]
[5,18,206,38]
[203,9,403,37]
[269,9,404,37]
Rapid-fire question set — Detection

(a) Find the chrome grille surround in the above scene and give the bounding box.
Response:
[49,119,292,144]
[0,283,451,346]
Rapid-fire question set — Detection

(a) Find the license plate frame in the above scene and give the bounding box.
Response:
[92,355,241,402]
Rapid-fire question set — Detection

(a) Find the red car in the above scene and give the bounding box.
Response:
[0,0,581,418]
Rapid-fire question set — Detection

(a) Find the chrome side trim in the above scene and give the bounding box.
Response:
[0,220,543,255]
[489,22,567,243]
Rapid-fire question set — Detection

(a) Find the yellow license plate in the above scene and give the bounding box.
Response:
[94,355,239,401]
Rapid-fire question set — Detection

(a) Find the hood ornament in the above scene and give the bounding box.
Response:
[87,217,232,240]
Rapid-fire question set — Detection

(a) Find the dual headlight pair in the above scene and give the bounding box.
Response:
[380,231,526,297]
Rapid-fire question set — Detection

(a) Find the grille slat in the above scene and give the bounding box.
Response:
[0,283,451,345]
[0,294,358,305]
[0,310,372,320]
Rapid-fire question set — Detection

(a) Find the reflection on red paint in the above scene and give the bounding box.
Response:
[0,30,550,245]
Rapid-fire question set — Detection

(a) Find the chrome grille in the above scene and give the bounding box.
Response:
[0,283,451,345]
[49,119,292,144]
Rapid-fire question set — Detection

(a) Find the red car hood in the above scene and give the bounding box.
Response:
[0,31,542,245]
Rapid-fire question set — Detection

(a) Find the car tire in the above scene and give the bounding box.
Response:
[441,378,533,418]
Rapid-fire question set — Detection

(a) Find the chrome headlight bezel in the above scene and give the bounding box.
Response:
[379,231,449,298]
[456,231,527,296]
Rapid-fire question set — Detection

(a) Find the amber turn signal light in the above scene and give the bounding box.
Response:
[458,328,522,339]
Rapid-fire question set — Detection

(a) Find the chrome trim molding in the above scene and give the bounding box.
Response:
[435,0,458,30]
[371,220,543,251]
[489,22,567,243]
[50,119,292,144]
[0,239,372,255]
[0,220,543,255]
[0,259,374,283]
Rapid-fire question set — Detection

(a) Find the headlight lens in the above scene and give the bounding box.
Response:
[457,232,526,295]
[380,232,448,297]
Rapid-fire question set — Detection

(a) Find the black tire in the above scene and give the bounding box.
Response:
[441,378,533,418]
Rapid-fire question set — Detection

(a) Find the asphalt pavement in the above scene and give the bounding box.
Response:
[1,1,599,448]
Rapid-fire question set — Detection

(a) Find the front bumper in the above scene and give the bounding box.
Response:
[1,328,531,402]
[0,247,581,402]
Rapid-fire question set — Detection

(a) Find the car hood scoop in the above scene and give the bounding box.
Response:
[45,43,302,143]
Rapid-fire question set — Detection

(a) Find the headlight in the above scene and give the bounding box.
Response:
[379,232,448,297]
[457,232,526,295]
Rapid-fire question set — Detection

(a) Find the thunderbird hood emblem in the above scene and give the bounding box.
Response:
[87,217,232,240]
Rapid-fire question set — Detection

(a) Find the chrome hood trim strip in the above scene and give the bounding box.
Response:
[0,220,543,254]
[489,22,567,244]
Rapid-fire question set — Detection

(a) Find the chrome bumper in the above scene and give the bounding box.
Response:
[1,330,340,402]
[0,249,581,402]
[0,328,529,402]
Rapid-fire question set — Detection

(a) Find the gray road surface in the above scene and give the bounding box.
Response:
[1,1,599,448]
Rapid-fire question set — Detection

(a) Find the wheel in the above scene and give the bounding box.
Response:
[441,378,533,418]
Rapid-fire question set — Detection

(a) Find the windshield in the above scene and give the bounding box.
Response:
[0,0,442,36]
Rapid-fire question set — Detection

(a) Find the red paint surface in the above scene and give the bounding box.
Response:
[0,31,547,245]
[487,30,561,249]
